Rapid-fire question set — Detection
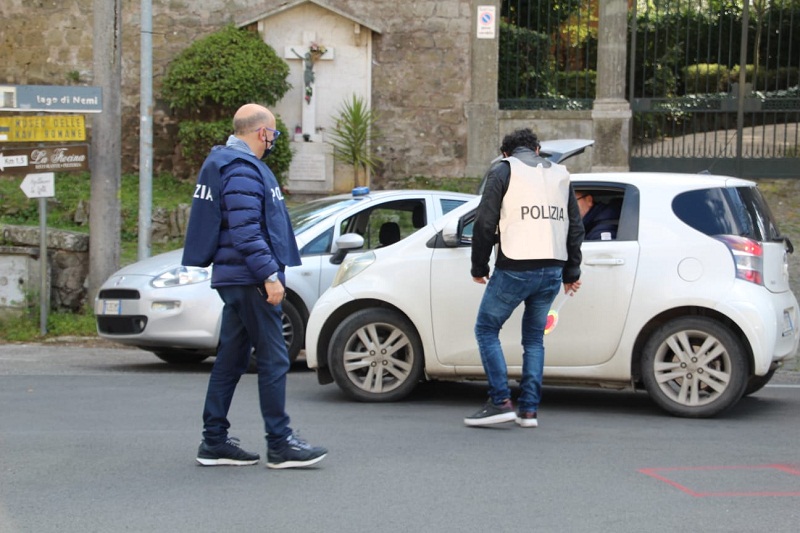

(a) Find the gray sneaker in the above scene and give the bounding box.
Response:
[196,437,260,466]
[267,434,328,469]
[464,399,516,427]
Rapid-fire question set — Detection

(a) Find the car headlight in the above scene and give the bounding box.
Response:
[151,266,210,288]
[332,252,375,287]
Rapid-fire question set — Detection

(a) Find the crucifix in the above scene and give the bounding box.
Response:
[284,32,334,142]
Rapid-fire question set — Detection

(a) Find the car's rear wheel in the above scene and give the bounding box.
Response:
[328,308,424,402]
[641,317,748,418]
[153,350,210,365]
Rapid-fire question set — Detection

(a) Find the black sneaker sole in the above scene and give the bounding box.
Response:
[196,457,260,466]
[463,411,517,427]
[266,453,327,469]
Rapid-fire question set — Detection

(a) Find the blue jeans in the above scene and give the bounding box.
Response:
[474,266,562,413]
[202,285,292,449]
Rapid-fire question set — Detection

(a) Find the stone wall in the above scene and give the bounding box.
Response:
[0,0,475,183]
[0,225,89,312]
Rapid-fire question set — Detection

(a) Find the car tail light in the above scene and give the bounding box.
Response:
[715,235,763,285]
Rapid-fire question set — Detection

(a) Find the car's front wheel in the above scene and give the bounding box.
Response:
[743,365,778,396]
[641,317,748,418]
[328,308,424,402]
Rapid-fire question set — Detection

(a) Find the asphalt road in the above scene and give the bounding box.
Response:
[1,343,799,533]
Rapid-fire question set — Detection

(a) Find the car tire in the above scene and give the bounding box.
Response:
[282,299,304,363]
[641,317,748,418]
[328,308,424,402]
[743,365,778,396]
[153,350,210,365]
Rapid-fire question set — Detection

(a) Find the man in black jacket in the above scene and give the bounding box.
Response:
[466,128,584,428]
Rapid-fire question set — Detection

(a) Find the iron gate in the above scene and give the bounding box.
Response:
[629,0,800,178]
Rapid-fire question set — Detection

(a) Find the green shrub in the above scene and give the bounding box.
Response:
[683,64,731,94]
[555,70,596,99]
[499,21,554,101]
[178,116,292,184]
[161,24,293,184]
[162,25,290,113]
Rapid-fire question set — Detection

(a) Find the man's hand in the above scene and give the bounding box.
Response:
[264,280,285,306]
[564,280,581,294]
[472,276,489,285]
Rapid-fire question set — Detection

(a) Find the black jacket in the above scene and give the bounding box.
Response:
[471,147,584,283]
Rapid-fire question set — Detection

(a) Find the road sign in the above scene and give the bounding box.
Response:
[0,85,102,113]
[0,115,86,143]
[0,145,89,175]
[20,172,55,198]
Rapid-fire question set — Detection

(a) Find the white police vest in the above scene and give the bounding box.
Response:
[498,156,570,261]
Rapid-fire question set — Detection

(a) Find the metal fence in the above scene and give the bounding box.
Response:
[628,0,800,177]
[498,0,597,110]
[499,1,800,177]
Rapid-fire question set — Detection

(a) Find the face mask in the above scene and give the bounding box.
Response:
[261,127,281,160]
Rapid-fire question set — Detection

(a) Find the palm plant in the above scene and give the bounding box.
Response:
[328,94,381,188]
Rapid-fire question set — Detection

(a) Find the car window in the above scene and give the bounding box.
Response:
[573,187,625,241]
[672,186,784,242]
[289,197,362,236]
[300,226,333,256]
[441,198,467,215]
[340,199,426,250]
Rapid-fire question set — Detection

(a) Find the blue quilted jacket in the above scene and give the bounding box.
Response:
[182,145,300,288]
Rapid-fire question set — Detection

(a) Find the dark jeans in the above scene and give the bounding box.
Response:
[202,284,292,449]
[474,266,562,412]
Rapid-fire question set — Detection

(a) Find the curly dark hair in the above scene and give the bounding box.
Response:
[500,128,540,155]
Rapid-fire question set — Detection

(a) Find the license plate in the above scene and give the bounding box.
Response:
[100,300,122,315]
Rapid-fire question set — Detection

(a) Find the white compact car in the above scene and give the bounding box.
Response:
[306,172,799,418]
[95,189,474,363]
[94,139,591,365]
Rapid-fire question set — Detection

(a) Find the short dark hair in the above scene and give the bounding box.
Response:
[500,128,540,155]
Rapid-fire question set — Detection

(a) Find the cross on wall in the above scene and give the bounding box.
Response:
[284,32,334,143]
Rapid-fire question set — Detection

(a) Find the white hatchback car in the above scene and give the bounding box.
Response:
[306,172,800,418]
[95,189,473,363]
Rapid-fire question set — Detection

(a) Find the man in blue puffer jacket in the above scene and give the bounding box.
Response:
[183,103,327,469]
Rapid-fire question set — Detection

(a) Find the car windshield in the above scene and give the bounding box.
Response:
[288,197,363,236]
[672,186,784,242]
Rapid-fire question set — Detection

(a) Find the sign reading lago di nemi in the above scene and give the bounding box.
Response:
[0,145,89,175]
[0,85,102,113]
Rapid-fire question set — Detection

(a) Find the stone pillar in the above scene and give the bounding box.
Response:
[465,0,501,178]
[592,0,632,172]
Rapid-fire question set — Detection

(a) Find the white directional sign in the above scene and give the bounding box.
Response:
[1,152,28,172]
[20,172,55,198]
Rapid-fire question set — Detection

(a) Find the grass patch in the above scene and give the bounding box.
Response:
[0,172,194,342]
[0,172,194,265]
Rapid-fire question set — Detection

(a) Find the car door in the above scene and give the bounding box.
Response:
[430,182,639,369]
[317,194,471,301]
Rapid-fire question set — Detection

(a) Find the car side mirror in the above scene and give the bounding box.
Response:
[441,219,462,247]
[330,233,365,265]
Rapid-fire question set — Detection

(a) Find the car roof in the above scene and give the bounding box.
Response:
[572,172,756,189]
[303,189,475,203]
[437,171,758,232]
